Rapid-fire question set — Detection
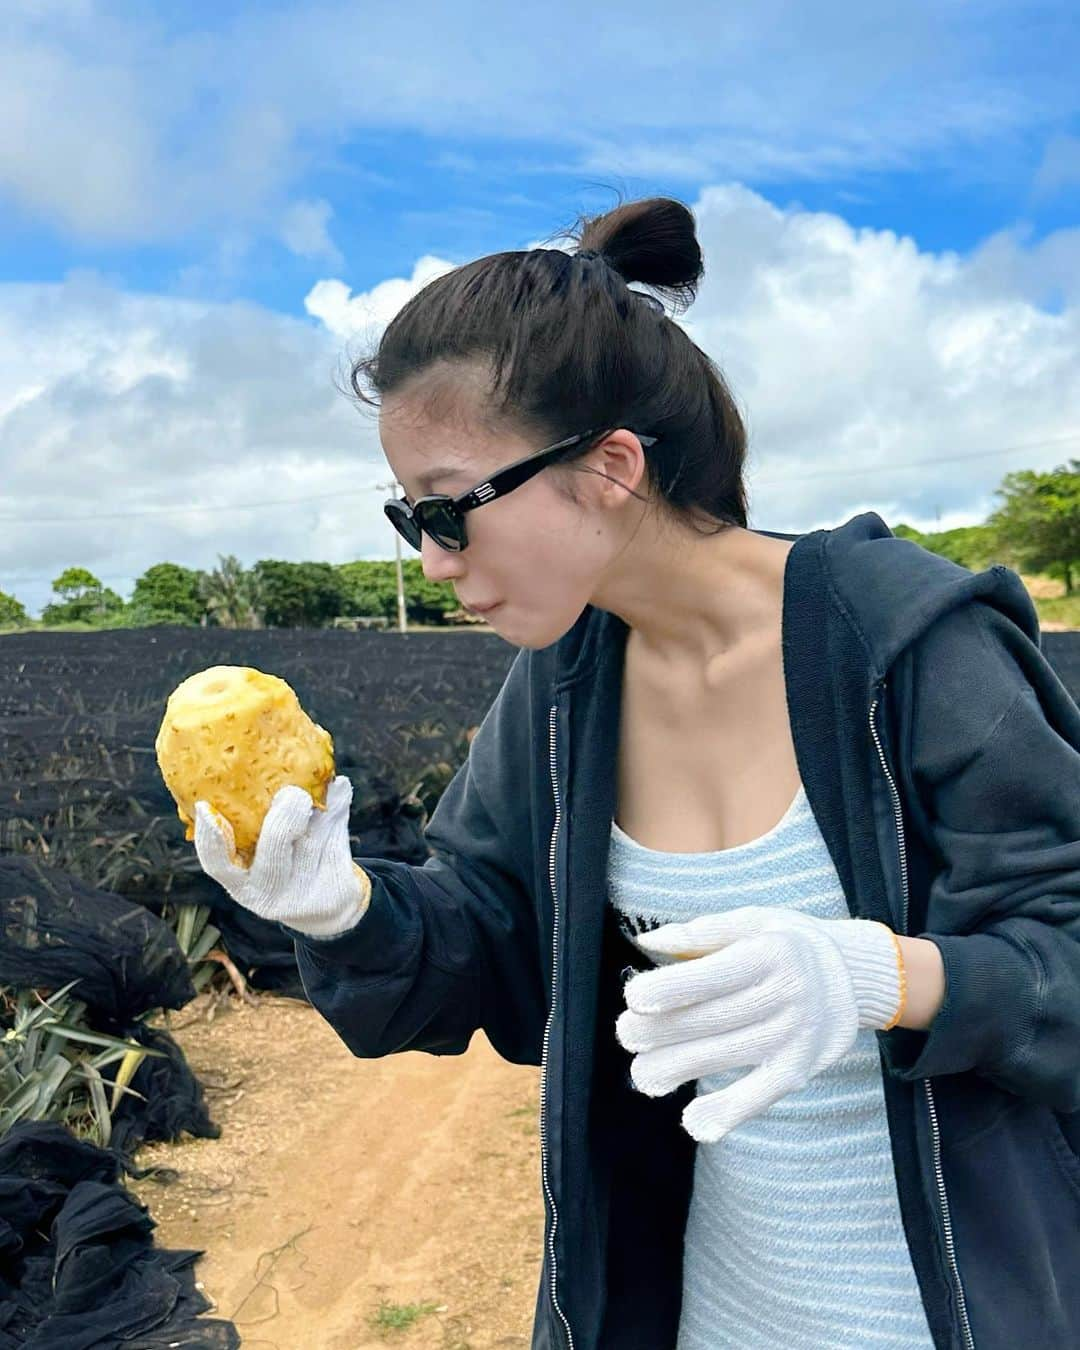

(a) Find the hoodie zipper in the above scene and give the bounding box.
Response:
[869,684,975,1350]
[540,703,575,1350]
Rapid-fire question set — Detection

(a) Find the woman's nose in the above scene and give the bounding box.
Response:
[420,531,465,582]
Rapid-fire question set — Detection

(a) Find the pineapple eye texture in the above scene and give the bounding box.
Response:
[154,664,336,866]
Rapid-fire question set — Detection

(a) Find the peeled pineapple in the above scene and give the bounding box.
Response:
[155,665,335,866]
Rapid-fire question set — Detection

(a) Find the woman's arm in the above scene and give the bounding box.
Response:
[895,936,946,1031]
[285,647,549,1068]
[880,600,1080,1108]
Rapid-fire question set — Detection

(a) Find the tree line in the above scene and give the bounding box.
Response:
[0,458,1076,630]
[0,555,467,630]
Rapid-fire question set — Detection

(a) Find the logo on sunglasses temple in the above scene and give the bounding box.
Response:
[474,483,496,502]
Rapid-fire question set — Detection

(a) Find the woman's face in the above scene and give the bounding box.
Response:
[379,373,644,649]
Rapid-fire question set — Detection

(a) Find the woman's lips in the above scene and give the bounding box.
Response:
[465,601,501,615]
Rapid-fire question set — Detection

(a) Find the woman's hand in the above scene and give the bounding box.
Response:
[615,906,904,1143]
[193,774,371,939]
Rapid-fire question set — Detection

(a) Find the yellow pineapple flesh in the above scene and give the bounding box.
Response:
[155,665,336,866]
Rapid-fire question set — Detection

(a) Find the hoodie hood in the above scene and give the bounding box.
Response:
[823,511,1041,683]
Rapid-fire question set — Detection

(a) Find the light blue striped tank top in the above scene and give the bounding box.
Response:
[607,782,936,1349]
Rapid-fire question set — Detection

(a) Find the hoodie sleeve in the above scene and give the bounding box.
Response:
[282,646,548,1068]
[880,601,1080,1111]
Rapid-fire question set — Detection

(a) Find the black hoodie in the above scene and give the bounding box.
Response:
[288,511,1080,1349]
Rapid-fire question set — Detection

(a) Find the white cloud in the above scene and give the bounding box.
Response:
[304,255,455,338]
[0,275,383,616]
[280,199,342,263]
[1032,132,1080,200]
[0,1,1076,243]
[675,185,1080,530]
[2,186,1079,619]
[0,16,158,237]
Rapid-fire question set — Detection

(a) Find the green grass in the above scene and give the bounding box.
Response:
[369,1297,443,1332]
[1037,593,1080,629]
[0,620,108,635]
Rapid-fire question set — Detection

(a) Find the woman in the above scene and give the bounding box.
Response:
[193,198,1080,1349]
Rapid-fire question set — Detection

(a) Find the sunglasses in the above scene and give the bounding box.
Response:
[384,426,660,553]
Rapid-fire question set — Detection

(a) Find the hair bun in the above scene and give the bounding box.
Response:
[573,197,703,314]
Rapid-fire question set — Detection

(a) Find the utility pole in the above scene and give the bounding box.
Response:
[374,480,408,634]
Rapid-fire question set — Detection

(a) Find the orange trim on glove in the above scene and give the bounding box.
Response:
[880,928,908,1031]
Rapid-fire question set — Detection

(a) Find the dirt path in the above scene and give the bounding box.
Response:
[128,993,545,1349]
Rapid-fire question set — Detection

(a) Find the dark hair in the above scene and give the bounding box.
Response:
[349,195,748,534]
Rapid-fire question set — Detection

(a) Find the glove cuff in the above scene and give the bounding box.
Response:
[828,918,905,1030]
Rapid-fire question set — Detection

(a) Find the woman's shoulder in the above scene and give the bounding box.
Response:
[819,510,1039,683]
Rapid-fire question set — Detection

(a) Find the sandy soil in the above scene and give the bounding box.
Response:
[128,992,545,1349]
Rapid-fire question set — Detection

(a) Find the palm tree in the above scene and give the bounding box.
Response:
[197,555,265,629]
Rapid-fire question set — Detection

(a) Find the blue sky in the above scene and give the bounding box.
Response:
[5,3,1079,307]
[1,1,1079,615]
[8,131,1079,313]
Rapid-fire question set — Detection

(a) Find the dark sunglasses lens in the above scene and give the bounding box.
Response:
[423,501,464,551]
[384,502,422,550]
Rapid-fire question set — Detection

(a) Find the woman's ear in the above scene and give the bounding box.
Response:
[588,430,649,507]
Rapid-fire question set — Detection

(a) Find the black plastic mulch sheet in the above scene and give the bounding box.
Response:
[0,858,220,1158]
[0,1121,239,1349]
[0,864,236,1344]
[0,857,195,1027]
[106,1025,219,1161]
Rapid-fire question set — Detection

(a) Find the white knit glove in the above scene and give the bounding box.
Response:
[615,906,904,1144]
[193,775,371,938]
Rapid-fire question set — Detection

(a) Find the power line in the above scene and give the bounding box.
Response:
[3,483,404,589]
[754,431,1080,483]
[0,431,1076,529]
[0,484,388,526]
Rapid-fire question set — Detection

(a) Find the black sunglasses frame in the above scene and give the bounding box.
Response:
[383,426,660,553]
